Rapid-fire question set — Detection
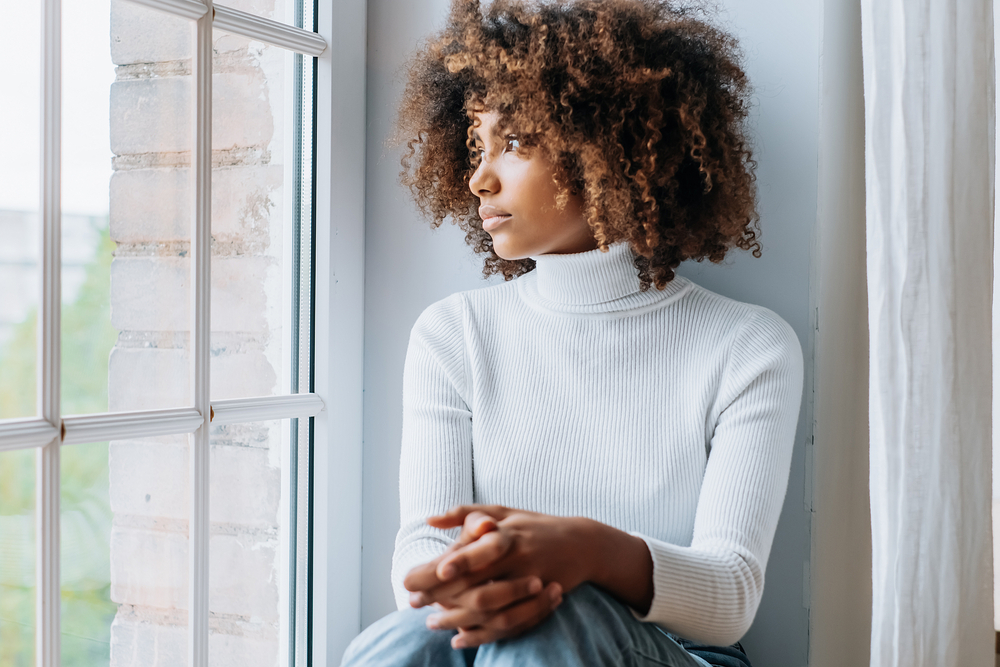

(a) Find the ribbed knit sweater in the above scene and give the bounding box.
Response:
[391,242,804,645]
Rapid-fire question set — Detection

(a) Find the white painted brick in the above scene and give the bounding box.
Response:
[209,632,278,667]
[111,526,280,622]
[110,256,270,332]
[108,435,283,524]
[111,74,272,156]
[210,533,279,620]
[106,3,290,648]
[110,526,188,610]
[110,0,191,66]
[108,347,190,412]
[110,613,279,667]
[109,439,188,519]
[110,169,189,243]
[212,72,274,151]
[111,528,279,621]
[111,78,192,156]
[211,257,272,332]
[211,350,278,399]
[210,444,281,526]
[212,165,283,243]
[109,165,282,244]
[110,256,189,331]
[110,615,188,667]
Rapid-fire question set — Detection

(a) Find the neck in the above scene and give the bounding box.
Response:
[520,243,691,317]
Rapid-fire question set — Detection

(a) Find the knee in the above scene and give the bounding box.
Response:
[341,607,453,667]
[475,585,634,665]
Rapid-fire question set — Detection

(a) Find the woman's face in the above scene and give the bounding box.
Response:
[468,111,597,259]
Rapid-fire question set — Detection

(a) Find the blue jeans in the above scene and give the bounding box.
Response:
[340,584,752,667]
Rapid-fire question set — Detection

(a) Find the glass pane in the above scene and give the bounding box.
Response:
[209,419,303,666]
[0,0,41,420]
[210,32,314,400]
[61,0,193,415]
[0,449,36,666]
[63,435,190,665]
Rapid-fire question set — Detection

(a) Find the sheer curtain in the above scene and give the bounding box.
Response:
[861,1,994,665]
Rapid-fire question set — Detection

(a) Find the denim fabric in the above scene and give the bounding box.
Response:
[665,634,752,667]
[341,584,752,667]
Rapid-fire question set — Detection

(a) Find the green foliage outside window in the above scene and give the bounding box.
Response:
[0,219,118,666]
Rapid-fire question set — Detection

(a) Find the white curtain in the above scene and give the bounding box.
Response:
[861,1,994,665]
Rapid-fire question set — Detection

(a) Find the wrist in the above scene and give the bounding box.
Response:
[570,517,614,585]
[572,517,653,613]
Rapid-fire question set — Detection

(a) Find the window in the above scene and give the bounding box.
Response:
[0,0,337,664]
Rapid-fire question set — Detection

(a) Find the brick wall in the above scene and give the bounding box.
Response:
[106,0,290,663]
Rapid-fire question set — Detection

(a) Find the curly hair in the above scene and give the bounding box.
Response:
[396,0,760,290]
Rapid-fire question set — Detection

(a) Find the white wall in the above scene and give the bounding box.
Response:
[362,1,824,665]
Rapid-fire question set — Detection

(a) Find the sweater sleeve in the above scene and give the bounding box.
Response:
[631,307,804,645]
[390,295,474,609]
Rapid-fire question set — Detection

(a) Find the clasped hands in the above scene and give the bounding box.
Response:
[403,505,592,650]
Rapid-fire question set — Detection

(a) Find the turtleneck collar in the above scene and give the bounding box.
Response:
[517,242,691,317]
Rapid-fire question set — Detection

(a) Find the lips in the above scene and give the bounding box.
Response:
[479,205,511,231]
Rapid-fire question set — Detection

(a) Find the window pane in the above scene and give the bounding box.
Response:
[0,0,41,420]
[0,449,36,666]
[60,441,114,665]
[209,419,305,666]
[64,435,191,665]
[209,32,314,400]
[61,0,193,415]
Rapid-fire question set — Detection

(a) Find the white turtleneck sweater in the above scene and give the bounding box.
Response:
[391,243,803,645]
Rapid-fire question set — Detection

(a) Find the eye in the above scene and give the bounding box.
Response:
[503,135,521,153]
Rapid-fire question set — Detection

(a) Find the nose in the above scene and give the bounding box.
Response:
[468,158,499,197]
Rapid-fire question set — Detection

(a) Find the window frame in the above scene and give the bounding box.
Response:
[0,0,367,664]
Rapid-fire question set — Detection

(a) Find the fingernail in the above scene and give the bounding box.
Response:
[528,578,542,594]
[425,615,441,630]
[553,595,563,609]
[548,585,561,602]
[409,592,425,607]
[452,636,467,649]
[440,563,456,580]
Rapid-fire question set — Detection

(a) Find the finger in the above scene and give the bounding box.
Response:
[451,582,563,649]
[403,537,472,595]
[410,571,491,609]
[424,576,543,631]
[427,504,513,528]
[437,530,512,581]
[403,554,447,595]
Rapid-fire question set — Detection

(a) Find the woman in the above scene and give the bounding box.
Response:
[343,1,803,665]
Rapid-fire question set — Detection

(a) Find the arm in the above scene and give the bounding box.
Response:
[632,308,803,644]
[394,296,558,639]
[391,295,475,608]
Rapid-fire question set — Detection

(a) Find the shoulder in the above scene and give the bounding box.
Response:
[411,280,522,339]
[680,281,803,382]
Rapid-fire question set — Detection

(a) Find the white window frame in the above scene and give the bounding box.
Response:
[0,0,367,664]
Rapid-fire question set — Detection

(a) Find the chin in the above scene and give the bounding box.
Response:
[489,237,532,261]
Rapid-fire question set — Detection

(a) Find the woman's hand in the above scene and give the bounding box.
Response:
[403,507,566,648]
[425,505,596,595]
[404,504,655,648]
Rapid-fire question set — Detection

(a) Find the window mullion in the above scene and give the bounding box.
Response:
[121,0,208,21]
[36,0,62,663]
[61,408,205,445]
[0,419,59,453]
[189,1,213,665]
[212,4,325,56]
